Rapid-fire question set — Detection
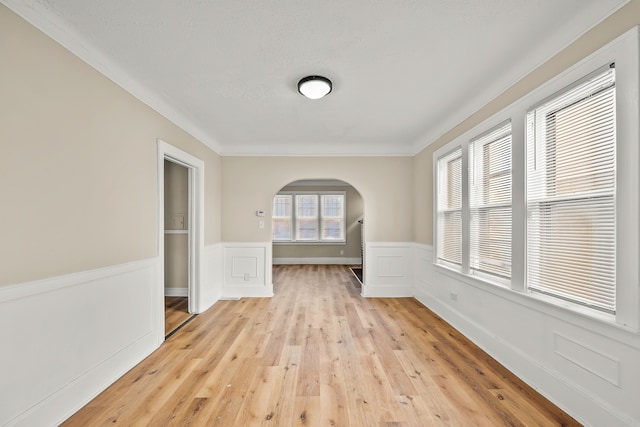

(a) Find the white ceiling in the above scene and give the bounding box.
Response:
[5,0,627,155]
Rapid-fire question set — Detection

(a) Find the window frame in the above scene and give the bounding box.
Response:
[435,147,464,269]
[525,65,616,314]
[272,191,347,244]
[432,27,639,330]
[469,120,513,282]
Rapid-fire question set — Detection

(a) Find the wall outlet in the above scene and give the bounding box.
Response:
[450,292,458,301]
[340,249,344,255]
[243,273,250,281]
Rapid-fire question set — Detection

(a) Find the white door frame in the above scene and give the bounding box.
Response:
[157,139,205,342]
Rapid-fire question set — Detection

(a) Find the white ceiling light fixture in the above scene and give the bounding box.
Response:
[298,75,332,99]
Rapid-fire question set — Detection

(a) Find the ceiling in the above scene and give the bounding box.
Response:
[5,0,627,155]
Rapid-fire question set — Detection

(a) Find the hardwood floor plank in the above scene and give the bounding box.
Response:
[63,265,581,427]
[296,327,321,397]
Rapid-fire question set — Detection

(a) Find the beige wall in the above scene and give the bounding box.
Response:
[0,5,222,287]
[272,184,364,260]
[221,156,413,243]
[413,0,640,245]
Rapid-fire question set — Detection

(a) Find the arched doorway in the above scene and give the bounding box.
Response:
[270,179,365,292]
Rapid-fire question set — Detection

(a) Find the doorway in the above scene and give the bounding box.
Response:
[163,160,192,336]
[270,179,365,293]
[157,140,205,343]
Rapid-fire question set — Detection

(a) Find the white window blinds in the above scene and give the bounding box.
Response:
[273,192,346,243]
[272,195,292,241]
[321,194,345,241]
[295,194,319,241]
[526,65,616,313]
[437,147,463,266]
[470,122,512,278]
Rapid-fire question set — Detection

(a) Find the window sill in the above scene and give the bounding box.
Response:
[432,262,634,336]
[273,241,346,245]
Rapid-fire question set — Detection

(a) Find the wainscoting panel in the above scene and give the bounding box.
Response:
[222,243,273,298]
[413,244,640,426]
[362,242,414,297]
[0,258,160,427]
[553,333,620,387]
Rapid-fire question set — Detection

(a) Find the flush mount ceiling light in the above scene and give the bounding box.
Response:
[298,75,332,99]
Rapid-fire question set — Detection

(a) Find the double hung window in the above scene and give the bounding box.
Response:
[436,148,463,266]
[526,66,616,313]
[272,195,293,241]
[432,29,640,327]
[436,125,513,279]
[434,63,621,316]
[469,123,512,279]
[272,192,345,243]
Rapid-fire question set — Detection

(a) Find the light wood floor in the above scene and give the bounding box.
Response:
[165,296,192,336]
[63,265,580,426]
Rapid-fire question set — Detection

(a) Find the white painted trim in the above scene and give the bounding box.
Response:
[157,140,206,332]
[164,287,188,297]
[362,285,415,298]
[0,258,156,303]
[0,258,160,426]
[417,246,639,343]
[272,257,361,265]
[164,229,188,235]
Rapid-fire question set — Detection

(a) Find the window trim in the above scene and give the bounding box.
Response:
[272,191,347,244]
[435,146,464,269]
[469,120,513,281]
[432,27,639,330]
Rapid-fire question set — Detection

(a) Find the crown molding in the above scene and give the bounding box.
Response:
[2,0,223,154]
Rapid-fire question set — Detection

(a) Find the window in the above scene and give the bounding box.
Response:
[321,194,345,240]
[470,122,512,279]
[272,195,293,241]
[272,192,345,243]
[526,65,616,313]
[432,29,639,328]
[296,194,319,241]
[436,147,462,266]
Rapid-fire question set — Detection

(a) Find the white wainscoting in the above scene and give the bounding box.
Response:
[222,242,273,298]
[0,258,161,427]
[362,242,414,297]
[413,244,640,426]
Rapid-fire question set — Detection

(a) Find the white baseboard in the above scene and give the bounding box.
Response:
[361,285,414,298]
[164,287,188,297]
[272,257,361,265]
